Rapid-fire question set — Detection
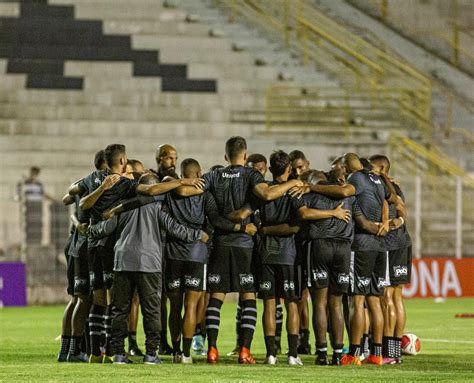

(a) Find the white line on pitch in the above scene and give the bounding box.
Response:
[422,339,474,344]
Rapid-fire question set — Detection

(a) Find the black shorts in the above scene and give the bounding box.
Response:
[207,244,255,293]
[350,250,388,297]
[307,239,351,295]
[73,254,90,297]
[88,246,114,291]
[258,263,299,301]
[166,259,207,292]
[387,246,412,286]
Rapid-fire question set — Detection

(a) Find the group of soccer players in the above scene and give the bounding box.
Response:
[57,135,412,366]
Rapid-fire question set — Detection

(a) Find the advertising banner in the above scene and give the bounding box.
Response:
[403,258,474,298]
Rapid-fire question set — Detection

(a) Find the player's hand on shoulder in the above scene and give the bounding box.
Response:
[289,183,309,198]
[101,174,121,191]
[180,177,205,189]
[333,202,351,222]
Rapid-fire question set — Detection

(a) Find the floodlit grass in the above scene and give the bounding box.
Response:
[0,298,473,382]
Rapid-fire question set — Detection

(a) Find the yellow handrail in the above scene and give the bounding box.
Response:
[389,132,474,188]
[215,0,433,135]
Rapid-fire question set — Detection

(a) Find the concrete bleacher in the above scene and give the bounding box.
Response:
[0,0,437,255]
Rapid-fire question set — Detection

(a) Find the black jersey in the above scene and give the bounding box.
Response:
[67,194,89,258]
[349,171,390,252]
[259,181,303,265]
[203,165,264,248]
[301,191,355,242]
[165,191,236,263]
[384,182,412,250]
[78,169,137,248]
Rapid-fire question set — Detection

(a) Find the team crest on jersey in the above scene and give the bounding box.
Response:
[260,281,271,291]
[283,280,295,292]
[337,273,350,284]
[313,270,328,281]
[184,276,201,287]
[357,277,371,287]
[240,274,254,285]
[168,279,181,289]
[208,274,221,284]
[393,265,408,277]
[94,177,102,185]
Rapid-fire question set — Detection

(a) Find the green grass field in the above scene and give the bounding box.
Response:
[1,298,473,382]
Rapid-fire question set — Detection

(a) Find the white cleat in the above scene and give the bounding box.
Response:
[181,354,193,364]
[288,356,304,366]
[264,355,278,365]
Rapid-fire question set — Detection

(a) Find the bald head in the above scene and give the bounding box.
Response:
[156,144,178,177]
[343,153,363,174]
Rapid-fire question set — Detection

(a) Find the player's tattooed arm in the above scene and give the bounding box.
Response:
[79,174,121,210]
[259,223,300,236]
[253,179,304,201]
[298,202,351,222]
[137,178,204,197]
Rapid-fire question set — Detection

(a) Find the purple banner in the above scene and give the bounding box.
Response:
[0,262,27,307]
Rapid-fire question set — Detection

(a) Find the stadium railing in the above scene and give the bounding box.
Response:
[388,132,474,259]
[213,0,433,138]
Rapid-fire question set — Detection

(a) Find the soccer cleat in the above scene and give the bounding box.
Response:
[192,335,205,353]
[288,356,304,366]
[364,355,383,365]
[341,354,361,366]
[88,354,104,363]
[207,346,219,364]
[394,356,403,364]
[57,353,68,362]
[113,354,133,364]
[315,354,329,365]
[102,355,114,364]
[172,353,182,363]
[331,353,342,366]
[143,355,162,365]
[128,346,144,357]
[382,357,397,365]
[158,342,174,355]
[238,347,256,365]
[181,355,193,364]
[226,344,240,356]
[264,355,278,365]
[66,352,87,363]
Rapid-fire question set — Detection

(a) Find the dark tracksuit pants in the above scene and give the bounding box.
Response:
[111,271,162,356]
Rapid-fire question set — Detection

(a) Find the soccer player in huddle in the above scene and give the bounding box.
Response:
[175,137,303,364]
[369,155,412,363]
[298,167,354,365]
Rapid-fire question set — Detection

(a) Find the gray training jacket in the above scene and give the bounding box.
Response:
[89,201,204,273]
